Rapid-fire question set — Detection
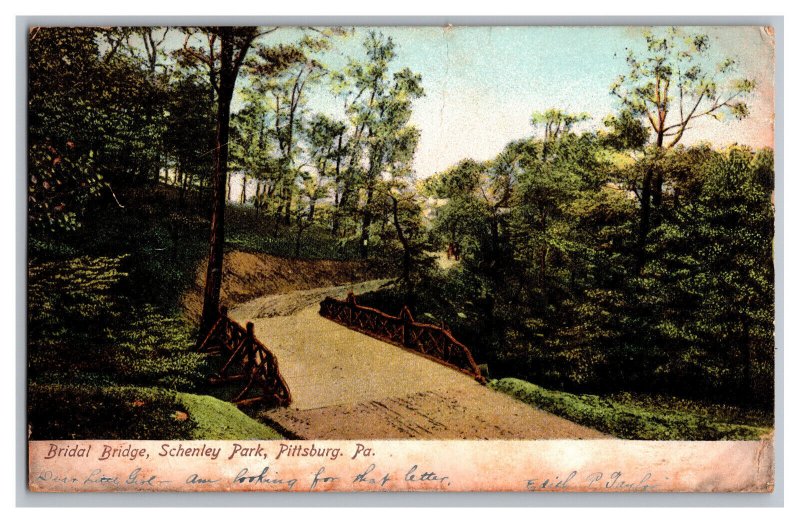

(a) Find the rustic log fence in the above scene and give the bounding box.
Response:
[319,293,486,384]
[197,306,291,408]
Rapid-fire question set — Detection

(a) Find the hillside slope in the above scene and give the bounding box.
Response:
[182,250,385,322]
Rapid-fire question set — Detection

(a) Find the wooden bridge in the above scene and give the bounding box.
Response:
[197,306,291,408]
[319,292,485,383]
[224,283,608,440]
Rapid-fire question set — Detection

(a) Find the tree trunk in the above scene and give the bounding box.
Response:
[652,131,665,208]
[308,197,317,223]
[200,35,236,337]
[637,165,653,271]
[652,168,664,208]
[359,184,374,258]
[284,188,292,225]
[177,167,185,206]
[391,196,412,287]
[637,132,666,270]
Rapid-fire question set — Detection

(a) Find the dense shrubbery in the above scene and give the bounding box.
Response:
[27,189,271,439]
[490,378,771,440]
[28,384,197,440]
[28,251,209,389]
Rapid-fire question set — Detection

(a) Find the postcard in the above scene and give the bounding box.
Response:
[26,24,776,493]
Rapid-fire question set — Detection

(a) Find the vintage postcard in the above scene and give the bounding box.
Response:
[26,24,776,493]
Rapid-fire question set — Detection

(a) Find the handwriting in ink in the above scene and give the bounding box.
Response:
[125,467,159,486]
[233,466,298,489]
[585,471,658,491]
[310,467,338,491]
[83,469,119,486]
[186,473,220,484]
[525,470,577,491]
[404,465,450,486]
[352,463,391,487]
[36,470,79,484]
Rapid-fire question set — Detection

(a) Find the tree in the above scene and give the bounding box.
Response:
[179,27,264,335]
[248,39,329,225]
[531,108,589,160]
[164,72,216,206]
[642,147,774,404]
[328,32,424,251]
[28,27,168,231]
[230,93,275,207]
[610,27,756,264]
[304,113,347,223]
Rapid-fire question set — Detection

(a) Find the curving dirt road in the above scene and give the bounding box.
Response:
[229,282,609,440]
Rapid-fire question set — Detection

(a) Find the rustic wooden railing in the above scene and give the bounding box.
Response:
[319,293,486,384]
[197,306,291,408]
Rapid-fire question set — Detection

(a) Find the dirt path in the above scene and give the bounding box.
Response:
[182,250,384,322]
[229,284,609,440]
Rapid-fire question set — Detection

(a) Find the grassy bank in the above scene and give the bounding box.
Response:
[28,384,282,440]
[490,377,772,440]
[226,204,363,261]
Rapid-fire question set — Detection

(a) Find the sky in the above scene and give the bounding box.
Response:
[165,25,775,179]
[298,25,775,178]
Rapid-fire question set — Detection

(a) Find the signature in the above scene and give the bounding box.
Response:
[586,471,658,491]
[525,471,658,492]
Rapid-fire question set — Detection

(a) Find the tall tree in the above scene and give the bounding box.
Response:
[335,33,424,257]
[253,43,327,225]
[179,26,263,335]
[610,27,755,265]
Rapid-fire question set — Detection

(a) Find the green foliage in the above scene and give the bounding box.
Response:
[28,142,105,232]
[227,205,362,260]
[610,27,756,148]
[531,108,590,143]
[108,307,209,391]
[27,385,285,440]
[29,302,209,393]
[640,147,774,404]
[29,27,171,211]
[490,378,771,440]
[164,73,215,190]
[28,255,129,345]
[419,133,773,410]
[600,110,650,151]
[26,25,774,438]
[25,186,298,440]
[28,384,198,440]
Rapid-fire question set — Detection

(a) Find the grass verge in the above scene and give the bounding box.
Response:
[489,377,772,440]
[176,393,283,440]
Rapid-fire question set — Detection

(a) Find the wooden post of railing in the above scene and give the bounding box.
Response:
[400,306,414,348]
[245,321,255,365]
[347,291,356,326]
